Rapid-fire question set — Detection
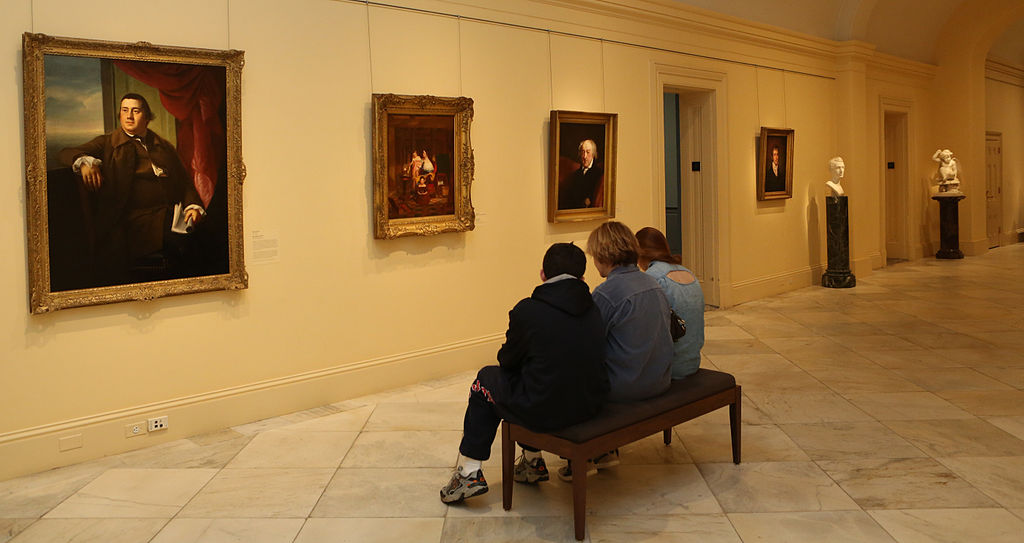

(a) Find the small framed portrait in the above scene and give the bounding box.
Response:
[22,33,247,314]
[372,93,475,239]
[548,110,617,222]
[757,127,794,200]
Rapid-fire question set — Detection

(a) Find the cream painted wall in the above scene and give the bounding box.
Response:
[2,0,1022,480]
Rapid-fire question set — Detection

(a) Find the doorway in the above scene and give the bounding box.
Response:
[883,111,910,263]
[986,131,1003,248]
[663,88,717,306]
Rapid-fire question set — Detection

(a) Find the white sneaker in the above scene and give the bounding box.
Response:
[593,449,620,469]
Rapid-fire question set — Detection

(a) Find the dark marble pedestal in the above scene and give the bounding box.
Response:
[932,193,966,259]
[822,195,856,288]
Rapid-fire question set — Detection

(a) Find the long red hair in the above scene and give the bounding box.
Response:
[635,227,680,265]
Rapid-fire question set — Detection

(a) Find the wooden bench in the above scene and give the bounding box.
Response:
[500,368,741,541]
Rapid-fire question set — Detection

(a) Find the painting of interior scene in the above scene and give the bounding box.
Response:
[556,122,607,211]
[387,114,455,219]
[43,54,230,292]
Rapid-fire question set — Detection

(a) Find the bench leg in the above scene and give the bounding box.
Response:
[501,422,513,510]
[663,429,672,445]
[729,386,742,464]
[571,456,587,541]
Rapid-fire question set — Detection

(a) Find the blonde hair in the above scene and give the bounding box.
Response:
[586,221,639,268]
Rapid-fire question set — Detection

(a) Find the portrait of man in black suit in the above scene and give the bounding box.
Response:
[764,141,786,193]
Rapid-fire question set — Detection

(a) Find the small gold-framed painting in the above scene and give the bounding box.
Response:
[22,33,247,314]
[757,126,794,201]
[372,93,475,239]
[549,110,617,222]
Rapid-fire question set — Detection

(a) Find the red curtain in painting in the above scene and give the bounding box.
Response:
[114,60,225,208]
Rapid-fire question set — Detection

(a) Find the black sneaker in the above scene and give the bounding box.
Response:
[440,468,488,503]
[513,454,549,483]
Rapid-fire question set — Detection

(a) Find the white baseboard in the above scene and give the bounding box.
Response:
[0,334,503,481]
[731,263,826,305]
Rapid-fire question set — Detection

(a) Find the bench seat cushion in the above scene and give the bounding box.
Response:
[548,369,736,443]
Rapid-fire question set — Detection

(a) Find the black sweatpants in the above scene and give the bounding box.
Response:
[458,365,538,461]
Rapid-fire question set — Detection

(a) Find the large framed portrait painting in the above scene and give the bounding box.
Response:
[757,126,794,201]
[372,93,475,239]
[549,110,617,222]
[22,33,247,313]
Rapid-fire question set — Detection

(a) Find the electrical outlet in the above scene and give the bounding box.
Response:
[125,421,147,438]
[148,416,168,432]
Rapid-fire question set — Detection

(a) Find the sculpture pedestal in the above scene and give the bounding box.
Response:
[932,193,966,259]
[822,195,856,288]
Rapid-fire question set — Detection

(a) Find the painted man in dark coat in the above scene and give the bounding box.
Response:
[558,139,604,209]
[59,93,204,285]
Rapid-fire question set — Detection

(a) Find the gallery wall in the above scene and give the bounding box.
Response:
[986,67,1024,244]
[1,0,1019,480]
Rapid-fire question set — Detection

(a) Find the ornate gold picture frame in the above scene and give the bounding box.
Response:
[372,93,475,239]
[22,33,247,313]
[549,110,617,223]
[757,126,794,201]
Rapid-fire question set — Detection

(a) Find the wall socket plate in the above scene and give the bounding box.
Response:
[147,416,168,432]
[124,421,147,438]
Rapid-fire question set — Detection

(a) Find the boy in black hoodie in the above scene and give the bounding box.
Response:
[440,242,609,503]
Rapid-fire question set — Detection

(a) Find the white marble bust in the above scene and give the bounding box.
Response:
[825,156,845,196]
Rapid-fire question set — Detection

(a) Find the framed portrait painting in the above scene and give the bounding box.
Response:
[757,127,794,200]
[22,33,247,314]
[548,110,617,222]
[372,93,475,239]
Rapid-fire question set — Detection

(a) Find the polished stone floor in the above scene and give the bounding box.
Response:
[3,244,1024,542]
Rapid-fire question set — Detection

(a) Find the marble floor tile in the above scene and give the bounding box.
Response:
[868,508,1024,543]
[746,392,873,423]
[932,347,1024,368]
[717,369,830,394]
[699,353,799,374]
[440,516,576,543]
[698,462,857,513]
[883,419,1024,457]
[817,457,996,509]
[225,429,358,468]
[363,402,466,431]
[150,519,304,543]
[0,519,33,543]
[803,367,923,395]
[975,367,1024,389]
[340,430,463,468]
[779,311,863,325]
[810,321,886,336]
[585,465,721,516]
[616,432,693,465]
[5,519,166,543]
[897,332,997,350]
[778,422,926,460]
[676,422,809,463]
[443,469,575,518]
[45,469,217,519]
[844,392,974,421]
[703,325,754,340]
[828,335,923,352]
[280,405,374,432]
[178,468,334,518]
[588,514,741,543]
[727,511,897,543]
[937,456,1024,508]
[115,432,253,470]
[985,416,1024,441]
[700,339,776,355]
[732,321,818,338]
[0,457,121,518]
[296,518,443,543]
[857,350,962,370]
[311,468,452,518]
[935,390,1024,416]
[967,331,1024,350]
[888,366,1012,391]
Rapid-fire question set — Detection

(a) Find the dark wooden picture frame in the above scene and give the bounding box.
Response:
[372,93,475,239]
[756,127,794,201]
[549,110,617,223]
[22,33,247,314]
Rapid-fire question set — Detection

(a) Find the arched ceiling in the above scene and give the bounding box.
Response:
[669,0,1024,66]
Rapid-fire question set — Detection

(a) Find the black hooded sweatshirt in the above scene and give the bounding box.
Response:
[497,276,609,431]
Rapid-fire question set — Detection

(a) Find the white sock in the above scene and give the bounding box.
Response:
[522,449,542,461]
[459,457,482,476]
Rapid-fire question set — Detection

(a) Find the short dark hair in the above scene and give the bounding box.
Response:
[543,242,586,279]
[119,93,153,122]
